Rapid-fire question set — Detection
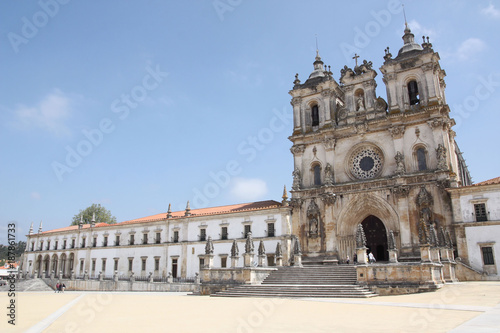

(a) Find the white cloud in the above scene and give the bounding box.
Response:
[406,20,435,39]
[9,89,73,137]
[481,3,500,19]
[230,178,268,202]
[456,38,486,61]
[30,192,41,200]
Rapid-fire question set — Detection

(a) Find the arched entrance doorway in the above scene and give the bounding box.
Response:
[361,215,388,261]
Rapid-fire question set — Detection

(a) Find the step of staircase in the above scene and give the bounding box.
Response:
[211,265,377,298]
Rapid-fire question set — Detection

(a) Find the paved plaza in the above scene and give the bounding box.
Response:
[1,281,499,332]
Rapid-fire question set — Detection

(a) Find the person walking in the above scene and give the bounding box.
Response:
[368,252,376,264]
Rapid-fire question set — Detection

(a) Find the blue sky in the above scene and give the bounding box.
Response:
[1,1,499,242]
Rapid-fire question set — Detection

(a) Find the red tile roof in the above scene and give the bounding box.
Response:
[36,200,282,235]
[121,200,282,224]
[40,222,109,234]
[473,176,500,186]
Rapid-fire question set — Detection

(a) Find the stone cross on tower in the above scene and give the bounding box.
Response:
[353,53,359,67]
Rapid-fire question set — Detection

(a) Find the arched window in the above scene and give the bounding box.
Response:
[408,80,419,105]
[313,164,321,186]
[416,148,427,171]
[311,105,319,126]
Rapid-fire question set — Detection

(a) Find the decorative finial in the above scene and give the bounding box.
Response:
[293,73,300,85]
[282,185,288,206]
[38,220,43,233]
[80,214,83,224]
[185,201,191,216]
[29,222,34,235]
[403,3,409,30]
[167,203,172,218]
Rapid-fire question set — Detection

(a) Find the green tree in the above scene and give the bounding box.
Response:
[71,203,117,225]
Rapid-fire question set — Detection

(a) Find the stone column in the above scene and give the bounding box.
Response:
[388,249,398,263]
[258,255,266,267]
[113,271,119,282]
[276,256,283,267]
[243,253,254,267]
[356,248,368,264]
[205,255,214,269]
[230,256,239,268]
[166,272,172,283]
[293,253,302,267]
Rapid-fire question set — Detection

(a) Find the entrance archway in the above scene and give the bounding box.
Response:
[361,215,388,261]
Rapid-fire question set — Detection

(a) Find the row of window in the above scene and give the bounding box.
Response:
[86,257,163,273]
[30,224,276,252]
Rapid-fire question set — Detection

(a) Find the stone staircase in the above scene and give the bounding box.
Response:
[212,265,377,298]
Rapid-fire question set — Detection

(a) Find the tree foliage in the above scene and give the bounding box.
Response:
[0,241,26,262]
[71,204,117,226]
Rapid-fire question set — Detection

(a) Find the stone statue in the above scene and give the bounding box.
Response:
[388,230,396,250]
[245,232,254,254]
[309,217,318,236]
[292,168,302,190]
[205,236,214,255]
[356,96,365,111]
[394,151,406,175]
[324,163,334,185]
[436,144,447,170]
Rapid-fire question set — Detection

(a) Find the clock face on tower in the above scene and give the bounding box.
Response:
[349,145,384,179]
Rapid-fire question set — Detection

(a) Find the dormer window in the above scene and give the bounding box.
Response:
[311,105,319,126]
[408,80,419,105]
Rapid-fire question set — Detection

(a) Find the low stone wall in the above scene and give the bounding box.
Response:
[356,262,445,295]
[42,278,199,293]
[199,267,276,295]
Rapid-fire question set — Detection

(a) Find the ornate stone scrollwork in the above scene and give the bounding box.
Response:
[374,97,388,112]
[323,138,336,151]
[392,185,410,198]
[290,144,306,155]
[291,97,302,106]
[427,118,443,129]
[355,122,368,134]
[338,107,348,120]
[289,197,303,209]
[418,218,430,245]
[355,224,367,248]
[388,125,405,139]
[320,192,337,205]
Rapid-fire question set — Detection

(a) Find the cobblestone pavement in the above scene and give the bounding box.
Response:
[1,281,499,332]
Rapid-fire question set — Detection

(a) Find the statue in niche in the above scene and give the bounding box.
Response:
[292,168,302,190]
[309,217,318,236]
[394,151,406,175]
[356,96,365,111]
[436,144,447,170]
[324,163,334,185]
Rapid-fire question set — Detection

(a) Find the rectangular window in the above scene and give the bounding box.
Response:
[130,234,135,245]
[156,232,161,244]
[114,259,118,271]
[200,228,206,241]
[154,258,160,271]
[475,204,488,222]
[128,259,133,271]
[102,259,106,272]
[267,255,275,266]
[103,236,108,247]
[71,239,75,248]
[93,237,97,247]
[482,247,495,265]
[55,241,58,250]
[221,257,227,268]
[47,241,51,250]
[141,258,146,271]
[63,240,67,249]
[40,241,43,251]
[221,227,228,240]
[31,242,34,251]
[199,258,205,268]
[91,259,96,272]
[80,260,84,272]
[267,223,275,237]
[81,238,86,248]
[173,231,179,243]
[143,233,148,245]
[244,225,251,238]
[115,235,120,246]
